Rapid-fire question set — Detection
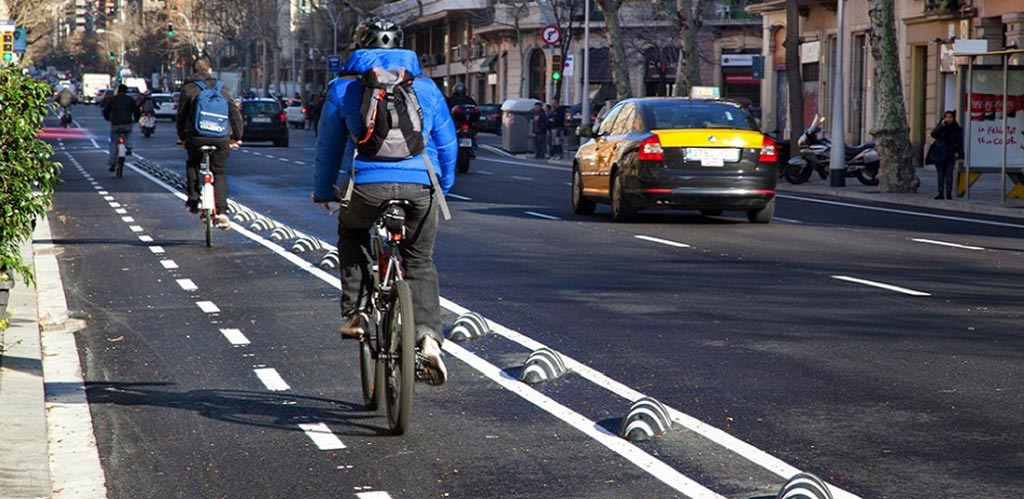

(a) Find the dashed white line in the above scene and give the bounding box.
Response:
[219,328,250,346]
[138,235,154,243]
[254,368,291,391]
[910,238,985,251]
[298,422,346,450]
[294,161,306,165]
[476,170,495,175]
[634,235,692,248]
[122,216,135,223]
[148,246,165,254]
[195,301,221,313]
[103,195,115,201]
[447,193,472,201]
[511,175,534,181]
[773,217,804,224]
[279,158,290,163]
[831,275,931,297]
[524,211,561,220]
[109,202,122,208]
[176,279,197,291]
[115,208,127,215]
[129,225,144,232]
[160,260,179,270]
[356,493,393,499]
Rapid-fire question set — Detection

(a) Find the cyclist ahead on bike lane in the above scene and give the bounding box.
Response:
[311,17,457,385]
[176,57,244,228]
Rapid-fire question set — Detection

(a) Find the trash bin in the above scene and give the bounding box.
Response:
[501,98,542,154]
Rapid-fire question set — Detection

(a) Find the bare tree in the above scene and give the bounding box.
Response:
[652,0,700,96]
[489,0,531,98]
[2,0,62,52]
[869,0,917,192]
[547,0,583,103]
[594,0,632,99]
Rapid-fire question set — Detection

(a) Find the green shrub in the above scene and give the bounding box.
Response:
[0,65,63,286]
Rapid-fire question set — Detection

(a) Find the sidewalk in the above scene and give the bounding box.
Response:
[481,143,1024,220]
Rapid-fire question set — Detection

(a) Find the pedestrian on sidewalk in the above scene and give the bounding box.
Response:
[927,110,963,200]
[532,102,548,160]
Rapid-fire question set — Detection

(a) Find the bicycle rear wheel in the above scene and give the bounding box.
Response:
[384,279,415,435]
[204,209,212,247]
[116,157,124,178]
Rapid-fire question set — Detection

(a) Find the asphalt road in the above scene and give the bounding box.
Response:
[41,104,1024,499]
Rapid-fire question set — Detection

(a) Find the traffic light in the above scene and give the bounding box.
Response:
[550,54,562,81]
[1,31,13,63]
[167,23,174,37]
[109,52,116,61]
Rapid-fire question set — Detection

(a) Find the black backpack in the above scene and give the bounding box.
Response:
[352,67,424,159]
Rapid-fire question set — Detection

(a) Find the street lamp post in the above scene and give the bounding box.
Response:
[829,0,846,187]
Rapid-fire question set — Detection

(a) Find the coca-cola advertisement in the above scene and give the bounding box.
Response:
[963,69,1024,168]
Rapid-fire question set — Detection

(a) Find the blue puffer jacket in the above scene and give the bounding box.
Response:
[312,48,457,200]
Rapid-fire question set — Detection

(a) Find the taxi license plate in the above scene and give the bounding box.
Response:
[252,117,272,123]
[685,148,740,167]
[459,138,473,147]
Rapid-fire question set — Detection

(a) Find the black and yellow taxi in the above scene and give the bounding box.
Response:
[572,98,779,223]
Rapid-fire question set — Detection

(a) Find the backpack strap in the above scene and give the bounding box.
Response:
[194,80,207,91]
[420,152,451,221]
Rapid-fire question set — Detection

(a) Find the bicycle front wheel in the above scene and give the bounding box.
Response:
[384,279,415,435]
[359,336,381,411]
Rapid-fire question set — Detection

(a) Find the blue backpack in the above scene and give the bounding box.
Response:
[193,80,230,138]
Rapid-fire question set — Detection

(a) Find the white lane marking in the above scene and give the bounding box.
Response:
[773,217,804,224]
[160,260,178,269]
[220,328,250,346]
[176,279,197,291]
[778,194,1024,230]
[479,156,571,172]
[447,193,472,201]
[831,275,931,297]
[148,246,165,254]
[634,235,691,249]
[253,368,291,391]
[115,208,127,215]
[298,422,346,450]
[476,170,495,175]
[446,342,726,499]
[294,161,306,165]
[103,195,115,201]
[109,202,122,208]
[129,225,144,232]
[196,301,221,313]
[356,493,393,499]
[511,175,534,181]
[138,235,153,243]
[126,160,857,498]
[525,211,561,220]
[279,158,290,163]
[122,216,135,223]
[89,137,100,149]
[910,238,985,251]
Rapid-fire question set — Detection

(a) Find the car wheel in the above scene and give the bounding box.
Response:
[572,167,596,215]
[611,170,636,222]
[700,209,723,217]
[747,197,775,224]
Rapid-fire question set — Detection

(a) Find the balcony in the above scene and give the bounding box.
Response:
[923,0,960,14]
[703,0,762,25]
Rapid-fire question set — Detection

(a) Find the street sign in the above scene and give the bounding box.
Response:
[13,28,26,53]
[541,25,561,46]
[751,55,764,79]
[327,55,341,73]
[563,54,574,77]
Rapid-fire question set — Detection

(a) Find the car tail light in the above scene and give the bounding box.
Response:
[759,136,778,163]
[301,107,307,114]
[461,122,470,131]
[638,135,664,161]
[279,112,287,122]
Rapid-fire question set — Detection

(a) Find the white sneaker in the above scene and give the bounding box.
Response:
[419,337,447,386]
[214,214,231,230]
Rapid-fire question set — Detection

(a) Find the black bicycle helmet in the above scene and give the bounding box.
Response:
[452,82,467,96]
[353,17,404,49]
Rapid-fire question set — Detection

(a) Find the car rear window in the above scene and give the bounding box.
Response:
[243,102,279,115]
[644,101,756,131]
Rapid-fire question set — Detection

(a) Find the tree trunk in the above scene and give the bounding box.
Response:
[785,0,803,142]
[869,0,918,192]
[672,0,701,97]
[595,0,632,99]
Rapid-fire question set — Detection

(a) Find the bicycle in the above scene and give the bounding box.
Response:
[354,199,421,435]
[112,126,131,178]
[198,145,218,247]
[60,106,73,128]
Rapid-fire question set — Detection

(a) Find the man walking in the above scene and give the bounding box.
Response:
[532,101,548,160]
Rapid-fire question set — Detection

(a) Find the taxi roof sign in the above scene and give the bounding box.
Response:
[690,86,720,99]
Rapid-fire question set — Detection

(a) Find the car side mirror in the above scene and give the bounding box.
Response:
[576,125,592,139]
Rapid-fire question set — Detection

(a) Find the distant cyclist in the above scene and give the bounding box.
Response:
[311,17,457,385]
[176,57,243,229]
[56,86,75,126]
[102,84,141,171]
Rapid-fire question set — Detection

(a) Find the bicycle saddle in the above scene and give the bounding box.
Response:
[378,199,414,239]
[200,145,218,153]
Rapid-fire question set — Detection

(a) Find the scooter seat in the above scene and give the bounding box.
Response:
[844,142,875,157]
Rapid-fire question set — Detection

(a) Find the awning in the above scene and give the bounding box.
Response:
[724,75,760,84]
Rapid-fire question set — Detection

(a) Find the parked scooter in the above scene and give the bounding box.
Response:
[140,112,156,138]
[783,115,880,185]
[451,104,480,174]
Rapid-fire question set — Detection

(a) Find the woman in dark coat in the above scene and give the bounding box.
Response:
[928,110,963,200]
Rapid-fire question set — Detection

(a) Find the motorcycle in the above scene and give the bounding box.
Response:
[783,115,880,186]
[140,112,156,138]
[451,104,480,174]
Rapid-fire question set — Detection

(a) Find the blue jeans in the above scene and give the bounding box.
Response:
[338,183,442,344]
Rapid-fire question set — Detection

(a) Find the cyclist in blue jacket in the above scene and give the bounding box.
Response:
[312,17,457,385]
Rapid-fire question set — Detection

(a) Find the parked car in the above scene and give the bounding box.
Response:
[572,97,779,223]
[151,93,178,120]
[283,99,306,128]
[240,98,289,147]
[476,103,501,134]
